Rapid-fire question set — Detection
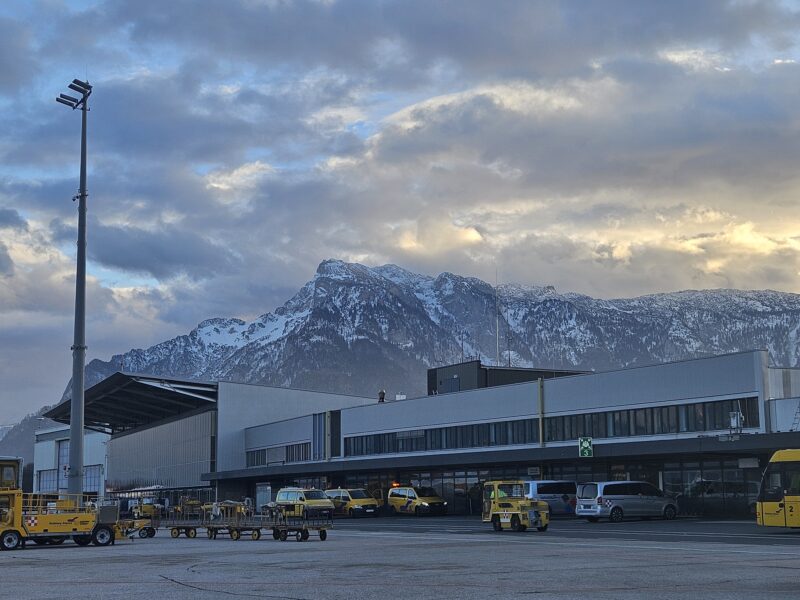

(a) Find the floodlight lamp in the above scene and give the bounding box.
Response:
[56,97,76,108]
[71,79,92,92]
[60,93,80,104]
[68,83,88,95]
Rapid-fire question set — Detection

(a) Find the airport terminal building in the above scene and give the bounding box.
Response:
[45,349,800,516]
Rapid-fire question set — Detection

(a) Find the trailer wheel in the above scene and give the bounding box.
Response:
[206,528,214,539]
[187,528,197,539]
[272,528,280,540]
[301,529,309,541]
[92,525,114,547]
[251,529,261,541]
[537,524,548,532]
[73,535,92,546]
[147,527,156,538]
[279,530,288,541]
[319,529,327,541]
[230,529,241,541]
[138,529,149,538]
[1,530,21,550]
[170,528,180,538]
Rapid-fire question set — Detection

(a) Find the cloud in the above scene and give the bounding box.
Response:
[3,0,800,421]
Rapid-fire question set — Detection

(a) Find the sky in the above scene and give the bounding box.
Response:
[2,0,800,422]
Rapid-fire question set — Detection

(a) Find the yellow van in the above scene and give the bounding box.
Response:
[757,449,800,528]
[275,487,334,520]
[325,489,380,517]
[386,486,447,515]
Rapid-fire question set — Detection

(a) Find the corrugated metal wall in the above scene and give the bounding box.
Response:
[107,411,214,490]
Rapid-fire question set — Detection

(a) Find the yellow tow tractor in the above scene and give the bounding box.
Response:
[0,457,119,550]
[482,480,550,532]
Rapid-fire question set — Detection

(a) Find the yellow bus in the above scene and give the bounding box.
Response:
[756,449,800,528]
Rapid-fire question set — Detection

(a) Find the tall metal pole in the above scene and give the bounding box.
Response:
[66,85,90,499]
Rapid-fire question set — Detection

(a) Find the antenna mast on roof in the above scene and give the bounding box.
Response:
[495,266,500,366]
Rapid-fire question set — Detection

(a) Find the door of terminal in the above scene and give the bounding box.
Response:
[784,462,800,528]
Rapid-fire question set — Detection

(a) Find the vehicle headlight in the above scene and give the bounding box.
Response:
[420,502,429,507]
[443,502,448,506]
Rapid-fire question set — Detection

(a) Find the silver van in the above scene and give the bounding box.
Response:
[523,480,577,516]
[576,481,677,522]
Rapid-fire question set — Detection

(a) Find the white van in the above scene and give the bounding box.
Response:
[523,480,577,516]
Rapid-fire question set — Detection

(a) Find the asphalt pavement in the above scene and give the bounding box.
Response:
[1,516,799,600]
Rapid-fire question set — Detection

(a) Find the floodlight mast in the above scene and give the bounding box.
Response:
[56,78,92,501]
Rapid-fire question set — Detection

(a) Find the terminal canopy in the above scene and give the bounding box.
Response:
[44,373,217,434]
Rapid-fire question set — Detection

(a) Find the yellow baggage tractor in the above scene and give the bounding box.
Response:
[481,480,550,532]
[1,458,119,549]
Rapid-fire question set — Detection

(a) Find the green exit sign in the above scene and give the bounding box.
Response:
[578,437,593,457]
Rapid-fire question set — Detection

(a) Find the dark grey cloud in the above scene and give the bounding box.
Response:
[0,242,13,276]
[0,17,38,95]
[0,207,27,230]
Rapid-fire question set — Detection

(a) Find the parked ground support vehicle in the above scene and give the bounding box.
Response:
[482,480,550,532]
[268,504,332,542]
[386,486,447,515]
[325,488,380,517]
[130,496,162,520]
[523,480,577,516]
[757,449,800,528]
[576,481,678,523]
[204,500,263,540]
[275,488,334,519]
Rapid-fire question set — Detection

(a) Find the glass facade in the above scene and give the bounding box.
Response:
[344,397,759,457]
[247,442,311,467]
[345,418,539,457]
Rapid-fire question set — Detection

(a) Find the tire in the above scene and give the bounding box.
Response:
[537,524,549,532]
[230,529,241,541]
[73,535,92,547]
[92,525,114,547]
[1,530,21,551]
[609,507,624,523]
[147,528,156,538]
[390,505,397,516]
[510,515,522,532]
[252,529,261,541]
[49,536,66,545]
[586,517,599,523]
[139,529,149,539]
[301,529,309,541]
[491,516,502,531]
[187,528,197,539]
[348,508,354,518]
[663,505,677,521]
[415,506,421,517]
[295,531,302,542]
[272,528,280,540]
[279,530,288,542]
[170,528,180,538]
[319,529,327,541]
[207,529,215,539]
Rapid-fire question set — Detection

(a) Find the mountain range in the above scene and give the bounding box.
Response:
[3,258,800,463]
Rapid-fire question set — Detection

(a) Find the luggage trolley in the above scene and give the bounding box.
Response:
[268,504,333,542]
[204,500,266,541]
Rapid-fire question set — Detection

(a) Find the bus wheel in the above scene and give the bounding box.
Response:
[1,530,21,550]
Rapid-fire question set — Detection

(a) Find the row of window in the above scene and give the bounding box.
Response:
[246,442,312,467]
[544,397,759,442]
[345,418,539,457]
[36,464,103,494]
[344,397,760,458]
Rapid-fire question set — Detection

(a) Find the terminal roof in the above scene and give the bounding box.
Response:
[44,372,217,434]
